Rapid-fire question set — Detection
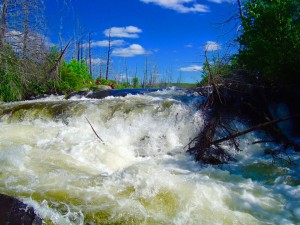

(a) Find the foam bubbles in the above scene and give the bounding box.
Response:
[0,89,299,224]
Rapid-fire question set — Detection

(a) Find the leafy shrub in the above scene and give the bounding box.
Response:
[58,59,93,93]
[0,46,23,101]
[132,77,139,88]
[238,0,300,86]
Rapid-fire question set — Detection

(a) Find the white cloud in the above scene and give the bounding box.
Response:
[91,58,106,65]
[140,0,209,13]
[180,65,203,72]
[82,40,125,48]
[104,26,142,38]
[208,0,234,3]
[204,41,221,51]
[5,30,54,52]
[185,44,193,48]
[112,44,147,57]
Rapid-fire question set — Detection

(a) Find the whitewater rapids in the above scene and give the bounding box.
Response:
[0,88,299,225]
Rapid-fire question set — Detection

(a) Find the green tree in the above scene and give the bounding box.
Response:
[238,0,300,86]
[57,59,93,93]
[0,46,23,101]
[132,77,139,88]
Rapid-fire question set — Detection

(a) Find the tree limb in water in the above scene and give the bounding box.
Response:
[85,117,105,144]
[211,115,300,146]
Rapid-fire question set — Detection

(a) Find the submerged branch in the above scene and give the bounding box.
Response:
[210,115,300,146]
[85,117,105,144]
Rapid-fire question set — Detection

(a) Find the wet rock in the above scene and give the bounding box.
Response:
[66,91,89,99]
[87,88,162,99]
[0,193,42,225]
[65,88,163,100]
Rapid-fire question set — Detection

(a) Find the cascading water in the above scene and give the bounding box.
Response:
[0,88,299,225]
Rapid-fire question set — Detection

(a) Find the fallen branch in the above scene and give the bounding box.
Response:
[251,140,275,145]
[85,117,105,144]
[211,115,300,146]
[48,40,72,80]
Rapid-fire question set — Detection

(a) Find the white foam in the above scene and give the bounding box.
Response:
[0,89,299,224]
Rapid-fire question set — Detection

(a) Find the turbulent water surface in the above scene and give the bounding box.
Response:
[0,88,299,225]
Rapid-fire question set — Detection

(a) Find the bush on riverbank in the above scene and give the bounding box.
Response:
[0,46,95,101]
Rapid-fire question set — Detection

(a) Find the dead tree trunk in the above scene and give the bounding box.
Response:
[237,0,244,19]
[48,40,71,80]
[88,32,92,76]
[105,29,111,80]
[22,0,29,59]
[0,0,8,48]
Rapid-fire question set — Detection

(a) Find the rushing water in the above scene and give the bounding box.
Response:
[0,88,299,225]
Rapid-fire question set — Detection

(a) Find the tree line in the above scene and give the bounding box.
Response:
[1,0,175,102]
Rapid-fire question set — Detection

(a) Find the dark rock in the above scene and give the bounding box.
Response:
[65,88,163,100]
[66,91,89,99]
[87,88,162,99]
[0,193,42,225]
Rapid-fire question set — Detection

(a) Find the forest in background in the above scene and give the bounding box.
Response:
[1,0,190,102]
[1,0,300,103]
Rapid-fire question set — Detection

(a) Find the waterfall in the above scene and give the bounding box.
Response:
[0,88,299,225]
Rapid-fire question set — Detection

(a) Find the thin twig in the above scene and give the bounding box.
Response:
[85,116,105,144]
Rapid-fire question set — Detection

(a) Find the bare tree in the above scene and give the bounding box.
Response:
[124,59,129,85]
[237,0,244,19]
[10,0,46,59]
[88,32,92,76]
[99,58,103,79]
[22,0,29,59]
[142,56,148,88]
[76,40,80,61]
[105,28,111,80]
[0,0,8,47]
[177,71,182,84]
[151,63,159,86]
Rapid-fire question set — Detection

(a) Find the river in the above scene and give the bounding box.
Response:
[0,88,299,225]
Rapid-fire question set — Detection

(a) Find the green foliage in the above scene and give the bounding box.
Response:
[0,46,23,101]
[199,55,232,86]
[132,77,139,88]
[238,0,300,86]
[0,45,65,101]
[118,82,131,89]
[58,59,93,93]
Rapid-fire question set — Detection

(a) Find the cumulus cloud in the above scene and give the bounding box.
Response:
[179,65,203,72]
[91,58,106,65]
[140,0,209,13]
[204,41,221,51]
[112,44,147,57]
[82,40,125,48]
[104,26,142,38]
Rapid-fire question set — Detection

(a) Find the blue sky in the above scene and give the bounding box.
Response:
[44,0,239,83]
